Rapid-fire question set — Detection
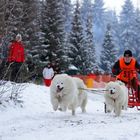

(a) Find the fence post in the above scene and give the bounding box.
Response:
[86,75,94,88]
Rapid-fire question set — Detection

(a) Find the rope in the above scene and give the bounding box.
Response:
[79,87,108,92]
[78,88,108,96]
[78,88,106,96]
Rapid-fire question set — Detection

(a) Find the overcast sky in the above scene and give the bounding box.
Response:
[72,0,140,15]
[104,0,139,14]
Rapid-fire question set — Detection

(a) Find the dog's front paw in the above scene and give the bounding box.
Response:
[53,105,58,111]
[72,110,75,116]
[82,108,86,113]
[122,106,127,110]
[106,110,112,113]
[58,107,62,111]
[59,106,67,112]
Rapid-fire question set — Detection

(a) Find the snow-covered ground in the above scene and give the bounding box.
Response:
[0,82,140,140]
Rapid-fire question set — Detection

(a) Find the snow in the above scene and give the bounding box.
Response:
[68,64,78,70]
[0,82,140,140]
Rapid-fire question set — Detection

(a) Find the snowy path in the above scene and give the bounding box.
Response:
[0,83,140,140]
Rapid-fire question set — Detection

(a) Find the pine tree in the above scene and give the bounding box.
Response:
[93,0,106,45]
[62,0,73,33]
[134,9,140,62]
[26,0,46,74]
[41,0,66,73]
[119,0,136,54]
[37,0,49,69]
[100,24,117,74]
[107,11,120,56]
[0,0,9,66]
[81,0,93,29]
[61,0,73,71]
[0,0,6,36]
[68,0,85,74]
[84,10,97,74]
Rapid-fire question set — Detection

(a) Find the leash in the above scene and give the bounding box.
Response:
[78,87,107,96]
[79,87,108,92]
[78,88,108,96]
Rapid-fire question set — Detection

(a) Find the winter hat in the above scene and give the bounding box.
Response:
[124,50,132,57]
[16,34,22,41]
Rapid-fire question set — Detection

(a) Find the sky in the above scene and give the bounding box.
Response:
[72,0,140,14]
[1,81,140,140]
[104,0,139,14]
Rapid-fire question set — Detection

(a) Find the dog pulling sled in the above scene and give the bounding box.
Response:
[80,70,140,112]
[104,70,140,113]
[79,69,140,112]
[106,70,140,113]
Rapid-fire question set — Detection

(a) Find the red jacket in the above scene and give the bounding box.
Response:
[8,41,25,63]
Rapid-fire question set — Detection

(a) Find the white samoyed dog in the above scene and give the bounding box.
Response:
[104,80,128,116]
[50,74,88,115]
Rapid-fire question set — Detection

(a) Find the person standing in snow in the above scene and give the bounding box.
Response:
[43,63,54,86]
[7,34,25,82]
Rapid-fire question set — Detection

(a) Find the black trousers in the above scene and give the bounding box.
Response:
[10,62,23,82]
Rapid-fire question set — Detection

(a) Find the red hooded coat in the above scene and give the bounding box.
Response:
[8,41,25,63]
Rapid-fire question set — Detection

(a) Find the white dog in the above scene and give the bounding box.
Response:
[104,80,128,116]
[50,74,87,115]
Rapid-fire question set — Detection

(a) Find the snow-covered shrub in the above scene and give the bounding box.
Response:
[0,81,26,107]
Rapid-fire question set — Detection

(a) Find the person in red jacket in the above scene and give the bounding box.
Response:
[7,34,25,82]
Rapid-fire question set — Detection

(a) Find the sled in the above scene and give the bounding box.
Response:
[119,70,140,110]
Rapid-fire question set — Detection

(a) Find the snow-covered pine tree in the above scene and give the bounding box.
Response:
[62,0,73,34]
[41,0,66,73]
[134,9,140,62]
[37,0,49,69]
[68,0,85,74]
[119,0,136,54]
[92,0,107,54]
[100,24,117,74]
[106,11,120,57]
[61,0,73,71]
[22,0,40,54]
[5,0,23,36]
[84,9,97,74]
[81,0,93,30]
[0,0,5,36]
[25,0,45,76]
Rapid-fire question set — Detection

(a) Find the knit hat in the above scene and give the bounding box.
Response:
[124,50,132,57]
[16,34,22,41]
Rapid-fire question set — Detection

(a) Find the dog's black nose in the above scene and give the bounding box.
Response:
[110,90,114,94]
[57,85,60,88]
